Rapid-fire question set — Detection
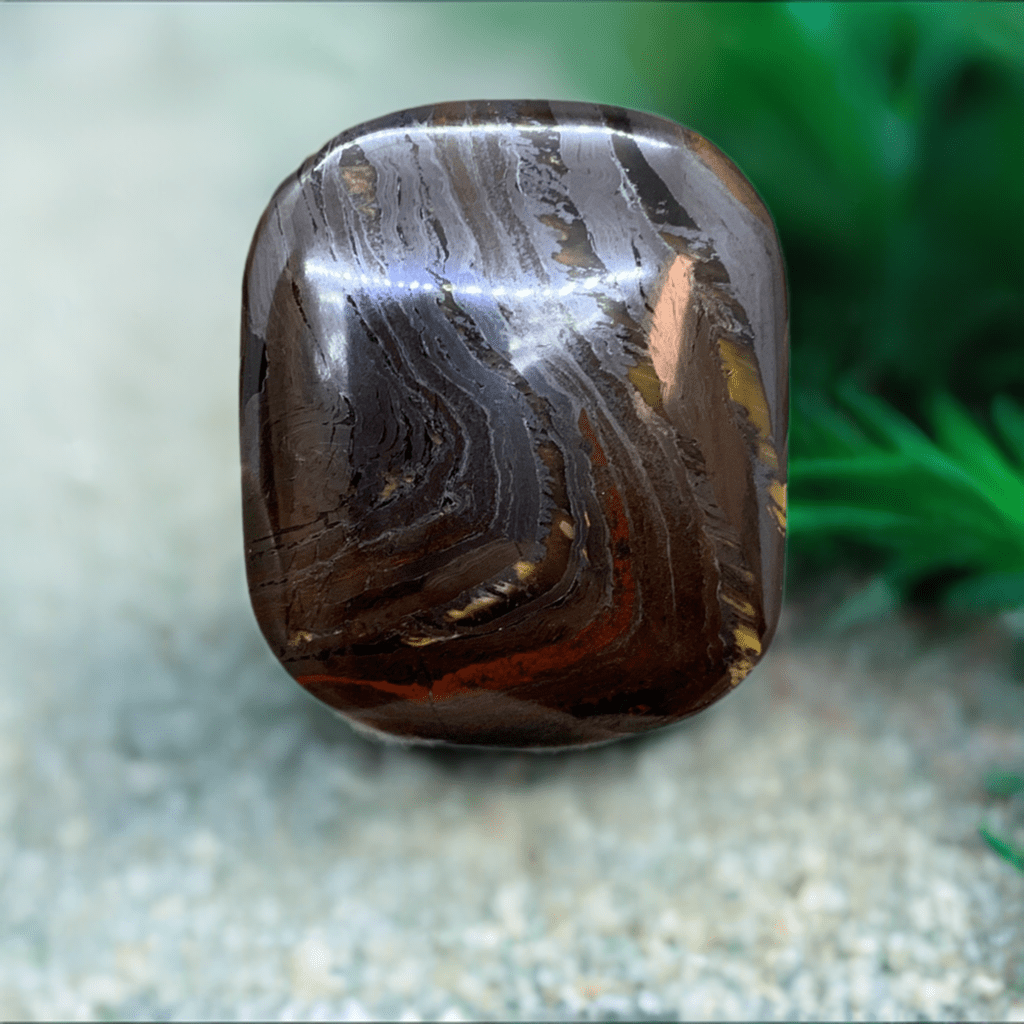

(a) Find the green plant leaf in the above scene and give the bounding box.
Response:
[789,381,1024,612]
[992,394,1024,469]
[979,824,1024,872]
[927,392,1024,529]
[788,502,918,536]
[790,456,1020,547]
[792,392,870,459]
[833,380,944,458]
[942,571,1024,614]
[983,769,1024,799]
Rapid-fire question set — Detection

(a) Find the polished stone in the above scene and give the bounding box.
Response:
[240,100,788,749]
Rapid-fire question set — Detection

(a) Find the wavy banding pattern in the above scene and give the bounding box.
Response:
[240,100,788,749]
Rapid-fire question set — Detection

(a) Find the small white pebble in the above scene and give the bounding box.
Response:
[637,990,661,1014]
[969,973,1004,998]
[798,879,847,914]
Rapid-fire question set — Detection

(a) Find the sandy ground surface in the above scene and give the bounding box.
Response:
[2,5,1023,1020]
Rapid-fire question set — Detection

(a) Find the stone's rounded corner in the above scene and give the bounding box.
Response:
[240,100,788,749]
[681,127,777,233]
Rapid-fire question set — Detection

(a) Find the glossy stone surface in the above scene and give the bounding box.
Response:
[240,100,787,749]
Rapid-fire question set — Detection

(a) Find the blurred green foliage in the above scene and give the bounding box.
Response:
[984,769,1024,799]
[459,2,1024,618]
[792,382,1024,619]
[979,824,1024,873]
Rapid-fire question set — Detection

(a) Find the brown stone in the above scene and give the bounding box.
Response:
[240,100,788,749]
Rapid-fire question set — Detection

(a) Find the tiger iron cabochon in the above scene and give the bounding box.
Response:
[240,100,788,749]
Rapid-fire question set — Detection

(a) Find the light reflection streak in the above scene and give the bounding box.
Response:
[301,260,644,304]
[300,260,647,378]
[330,122,675,154]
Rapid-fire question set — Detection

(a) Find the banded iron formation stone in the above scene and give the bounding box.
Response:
[241,100,788,749]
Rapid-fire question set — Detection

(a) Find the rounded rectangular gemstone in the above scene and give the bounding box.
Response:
[240,100,788,749]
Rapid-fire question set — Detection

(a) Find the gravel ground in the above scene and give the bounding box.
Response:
[2,5,1023,1021]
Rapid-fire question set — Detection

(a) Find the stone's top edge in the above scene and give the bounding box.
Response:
[294,99,780,240]
[305,98,687,169]
[313,97,680,144]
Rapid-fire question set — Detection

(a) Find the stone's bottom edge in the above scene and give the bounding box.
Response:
[296,665,740,749]
[324,704,684,753]
[339,710,456,749]
[303,678,645,750]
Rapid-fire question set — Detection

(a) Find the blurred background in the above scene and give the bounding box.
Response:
[1,3,1023,1021]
